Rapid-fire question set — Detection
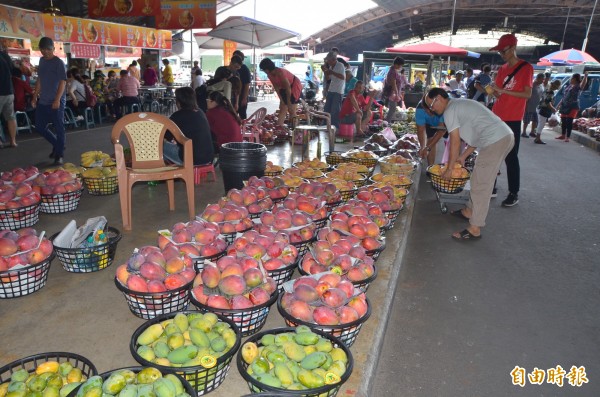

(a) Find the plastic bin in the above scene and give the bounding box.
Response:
[219,142,267,192]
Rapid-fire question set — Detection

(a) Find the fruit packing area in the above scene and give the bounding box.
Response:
[0,114,478,396]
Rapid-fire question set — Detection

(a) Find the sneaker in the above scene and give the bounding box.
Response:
[75,115,84,121]
[501,193,519,207]
[53,157,64,166]
[491,188,497,198]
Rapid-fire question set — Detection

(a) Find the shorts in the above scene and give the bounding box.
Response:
[523,111,538,124]
[340,112,369,125]
[560,109,578,118]
[0,95,16,121]
[279,89,299,105]
[425,125,437,138]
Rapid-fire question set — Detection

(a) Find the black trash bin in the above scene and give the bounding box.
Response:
[220,142,267,192]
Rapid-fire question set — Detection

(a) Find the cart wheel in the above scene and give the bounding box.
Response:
[440,203,448,214]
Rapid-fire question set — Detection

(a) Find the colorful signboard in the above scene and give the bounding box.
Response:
[88,0,160,18]
[0,6,45,41]
[70,43,101,59]
[156,0,216,30]
[223,40,236,65]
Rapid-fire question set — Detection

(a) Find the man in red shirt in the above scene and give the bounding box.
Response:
[339,80,375,135]
[489,34,533,207]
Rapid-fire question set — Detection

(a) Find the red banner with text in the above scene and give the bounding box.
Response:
[87,0,160,18]
[156,0,216,30]
[223,40,236,65]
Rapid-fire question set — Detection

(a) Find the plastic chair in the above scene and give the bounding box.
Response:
[15,111,33,134]
[194,163,216,185]
[84,108,95,129]
[63,107,78,129]
[297,99,337,158]
[111,112,195,231]
[241,107,267,143]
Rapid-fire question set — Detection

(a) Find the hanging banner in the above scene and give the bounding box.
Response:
[105,46,142,58]
[156,0,216,30]
[0,5,45,41]
[88,0,161,17]
[223,40,236,65]
[70,43,101,59]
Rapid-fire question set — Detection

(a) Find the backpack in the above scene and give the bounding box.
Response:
[84,84,97,108]
[466,76,479,99]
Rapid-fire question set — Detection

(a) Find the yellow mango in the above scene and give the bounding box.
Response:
[35,362,59,375]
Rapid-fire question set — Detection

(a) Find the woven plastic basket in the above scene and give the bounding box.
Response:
[0,253,55,299]
[83,175,118,195]
[379,159,417,175]
[40,189,83,214]
[50,227,122,273]
[0,352,97,384]
[324,152,347,166]
[0,203,41,230]
[426,166,470,194]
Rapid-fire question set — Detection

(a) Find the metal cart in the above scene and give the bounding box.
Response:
[434,180,471,214]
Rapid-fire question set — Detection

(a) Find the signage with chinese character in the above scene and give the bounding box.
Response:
[71,43,101,59]
[0,5,45,41]
[156,0,216,30]
[223,40,236,64]
[87,0,160,18]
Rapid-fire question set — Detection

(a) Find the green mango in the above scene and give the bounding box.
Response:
[135,368,162,385]
[57,363,73,379]
[260,345,277,359]
[7,391,26,397]
[189,319,211,333]
[59,382,81,397]
[167,346,199,365]
[327,360,346,378]
[152,342,170,359]
[162,376,182,396]
[112,370,135,385]
[202,313,218,327]
[300,352,327,370]
[173,394,189,397]
[26,391,42,397]
[8,382,26,393]
[45,375,63,390]
[295,325,312,334]
[137,324,164,346]
[312,368,327,379]
[186,313,203,322]
[252,374,281,389]
[321,353,333,370]
[136,346,156,363]
[287,383,305,390]
[167,334,184,351]
[250,357,270,375]
[205,332,218,342]
[76,377,102,397]
[195,347,211,359]
[273,363,293,387]
[209,337,226,353]
[285,360,300,379]
[135,384,155,397]
[188,329,209,348]
[11,370,29,383]
[329,348,348,364]
[315,338,333,353]
[173,313,189,333]
[211,323,228,336]
[163,324,180,337]
[81,386,102,397]
[294,332,319,346]
[297,369,324,389]
[266,351,286,364]
[116,385,136,397]
[221,330,237,349]
[152,378,176,397]
[274,333,294,346]
[41,386,59,397]
[260,334,275,346]
[26,376,47,392]
[283,343,306,362]
[102,373,126,395]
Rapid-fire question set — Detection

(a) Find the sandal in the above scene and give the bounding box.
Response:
[452,229,481,241]
[450,209,470,221]
[534,139,546,144]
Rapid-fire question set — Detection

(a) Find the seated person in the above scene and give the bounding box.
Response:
[582,100,600,118]
[11,67,33,113]
[163,87,214,166]
[206,90,242,151]
[446,70,466,91]
[339,80,375,135]
[114,70,140,119]
[343,69,358,96]
[67,71,87,119]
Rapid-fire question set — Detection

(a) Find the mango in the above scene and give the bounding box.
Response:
[162,376,183,396]
[135,384,154,397]
[315,338,333,353]
[59,383,81,397]
[152,359,170,367]
[273,363,293,387]
[46,375,63,390]
[274,333,294,346]
[300,352,327,370]
[42,388,59,397]
[6,391,26,397]
[137,324,164,346]
[189,319,211,333]
[181,357,203,367]
[116,385,136,397]
[284,343,306,362]
[266,351,286,364]
[327,360,346,378]
[167,333,184,350]
[287,383,305,390]
[294,332,319,346]
[80,386,101,397]
[202,313,218,327]
[28,391,43,397]
[212,322,228,336]
[302,346,317,355]
[260,334,275,346]
[329,348,348,364]
[35,362,59,375]
[297,369,324,389]
[209,337,226,353]
[221,330,237,349]
[167,346,198,365]
[295,325,312,333]
[76,377,102,397]
[205,332,218,342]
[11,370,29,383]
[58,363,73,378]
[250,357,270,375]
[7,384,25,394]
[252,374,281,389]
[312,368,327,379]
[285,361,300,379]
[260,345,277,359]
[151,378,175,397]
[66,368,83,384]
[136,346,156,363]
[173,313,189,333]
[0,384,10,397]
[26,376,46,392]
[188,329,210,348]
[163,324,180,337]
[102,373,126,395]
[112,370,135,385]
[135,368,162,385]
[321,353,333,370]
[241,342,258,365]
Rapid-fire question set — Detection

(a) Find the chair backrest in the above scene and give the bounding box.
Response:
[111,112,188,169]
[242,107,267,139]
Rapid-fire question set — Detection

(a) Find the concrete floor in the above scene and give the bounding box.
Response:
[1,102,598,397]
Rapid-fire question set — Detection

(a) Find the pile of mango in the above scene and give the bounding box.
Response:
[81,168,117,179]
[0,361,87,397]
[240,326,350,391]
[80,152,115,168]
[134,312,238,375]
[75,368,189,397]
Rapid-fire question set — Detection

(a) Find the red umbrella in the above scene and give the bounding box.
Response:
[386,42,480,58]
[539,49,599,65]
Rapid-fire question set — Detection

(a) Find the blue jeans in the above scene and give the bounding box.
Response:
[324,92,342,129]
[35,103,65,157]
[163,141,183,165]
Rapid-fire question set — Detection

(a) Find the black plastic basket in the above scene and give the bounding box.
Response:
[339,188,357,202]
[263,170,283,177]
[221,224,253,245]
[297,263,377,293]
[383,207,403,230]
[312,214,328,232]
[267,260,297,290]
[0,203,40,230]
[40,189,83,214]
[237,327,353,397]
[114,277,193,319]
[325,200,342,215]
[344,156,379,169]
[324,151,347,166]
[369,176,413,190]
[365,238,386,262]
[0,253,55,299]
[82,176,119,195]
[277,294,371,348]
[426,166,470,194]
[190,289,278,337]
[291,236,317,261]
[130,311,241,396]
[0,351,97,384]
[192,248,227,272]
[50,227,121,273]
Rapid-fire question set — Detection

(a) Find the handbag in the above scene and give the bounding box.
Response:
[538,106,552,118]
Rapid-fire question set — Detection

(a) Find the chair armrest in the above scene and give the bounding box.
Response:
[182,138,194,170]
[114,143,126,171]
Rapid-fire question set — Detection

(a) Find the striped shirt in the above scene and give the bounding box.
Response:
[117,75,140,97]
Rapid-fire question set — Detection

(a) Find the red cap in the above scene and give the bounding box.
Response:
[489,34,518,51]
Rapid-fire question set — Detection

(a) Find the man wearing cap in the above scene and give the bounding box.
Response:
[488,33,533,208]
[446,70,467,91]
[232,50,251,119]
[322,51,346,129]
[0,41,17,148]
[32,37,67,165]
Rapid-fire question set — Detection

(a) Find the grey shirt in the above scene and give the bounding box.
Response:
[443,98,512,148]
[38,56,67,105]
[525,82,544,113]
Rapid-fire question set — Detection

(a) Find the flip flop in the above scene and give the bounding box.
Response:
[450,209,470,221]
[452,229,481,241]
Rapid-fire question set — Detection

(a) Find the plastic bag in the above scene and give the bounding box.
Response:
[380,127,398,142]
[548,113,559,127]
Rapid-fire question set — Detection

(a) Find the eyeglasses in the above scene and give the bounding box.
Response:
[426,95,439,111]
[497,46,513,55]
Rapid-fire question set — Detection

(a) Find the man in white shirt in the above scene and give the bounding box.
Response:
[446,70,467,91]
[322,51,346,129]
